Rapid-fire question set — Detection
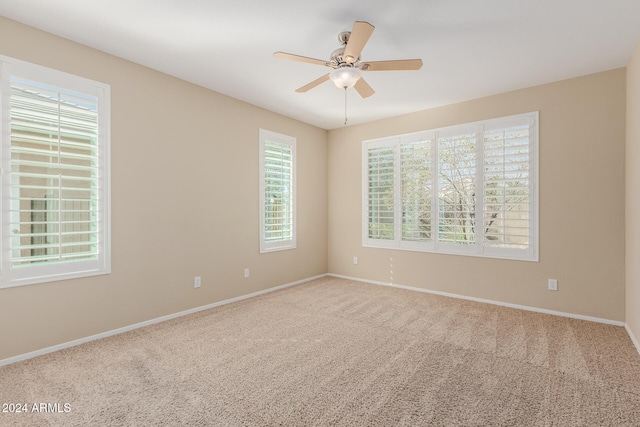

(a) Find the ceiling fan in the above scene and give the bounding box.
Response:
[274,21,423,98]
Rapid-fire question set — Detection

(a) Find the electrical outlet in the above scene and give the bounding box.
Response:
[353,256,358,265]
[244,268,250,278]
[194,276,201,288]
[548,279,558,291]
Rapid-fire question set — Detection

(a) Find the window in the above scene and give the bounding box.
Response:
[259,129,296,253]
[1,56,111,288]
[362,112,538,261]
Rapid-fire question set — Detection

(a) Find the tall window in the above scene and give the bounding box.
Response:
[1,56,111,288]
[259,129,296,253]
[362,112,538,261]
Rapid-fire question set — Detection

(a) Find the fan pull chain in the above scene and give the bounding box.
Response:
[344,87,348,125]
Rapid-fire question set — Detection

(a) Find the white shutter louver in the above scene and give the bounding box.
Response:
[437,132,476,245]
[483,123,531,250]
[9,77,100,267]
[259,129,295,253]
[263,140,293,243]
[401,138,432,242]
[367,145,395,240]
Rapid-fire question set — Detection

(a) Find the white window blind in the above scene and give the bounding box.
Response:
[362,112,538,261]
[259,129,296,253]
[1,56,110,287]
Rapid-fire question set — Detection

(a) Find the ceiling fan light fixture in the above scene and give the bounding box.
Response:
[329,66,361,89]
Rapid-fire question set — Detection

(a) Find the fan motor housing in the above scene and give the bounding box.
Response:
[330,46,360,69]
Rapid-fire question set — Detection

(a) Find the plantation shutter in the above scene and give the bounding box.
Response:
[1,56,110,288]
[9,77,100,266]
[362,112,537,261]
[259,129,296,253]
[437,131,477,246]
[401,137,432,243]
[263,140,293,243]
[483,119,532,251]
[366,144,395,241]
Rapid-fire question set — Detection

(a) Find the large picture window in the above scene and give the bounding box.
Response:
[362,112,538,261]
[259,129,296,253]
[1,56,111,287]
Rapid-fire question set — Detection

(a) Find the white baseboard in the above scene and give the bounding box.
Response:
[328,273,626,327]
[626,324,640,356]
[0,274,328,368]
[4,272,635,367]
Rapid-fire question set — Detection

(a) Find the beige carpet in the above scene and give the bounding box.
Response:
[1,276,639,426]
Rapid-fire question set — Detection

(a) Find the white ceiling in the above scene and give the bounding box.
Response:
[1,0,640,130]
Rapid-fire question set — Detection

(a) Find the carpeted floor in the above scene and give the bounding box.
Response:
[1,276,639,426]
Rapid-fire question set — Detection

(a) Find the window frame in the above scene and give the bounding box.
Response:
[259,129,296,253]
[362,112,539,262]
[0,55,111,288]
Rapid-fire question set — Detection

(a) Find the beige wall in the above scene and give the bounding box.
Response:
[626,41,640,349]
[0,17,328,360]
[328,69,626,321]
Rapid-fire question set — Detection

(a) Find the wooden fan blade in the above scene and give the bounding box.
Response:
[362,59,423,71]
[343,21,375,64]
[295,74,330,93]
[274,51,328,67]
[354,78,375,98]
